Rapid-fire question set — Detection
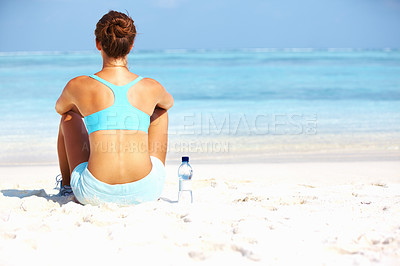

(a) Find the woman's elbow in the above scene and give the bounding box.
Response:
[55,99,67,115]
[55,99,65,115]
[55,102,62,115]
[158,96,174,111]
[167,96,174,110]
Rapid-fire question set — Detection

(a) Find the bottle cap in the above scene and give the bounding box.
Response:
[182,156,189,162]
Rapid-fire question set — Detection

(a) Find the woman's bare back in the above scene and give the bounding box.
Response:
[68,70,161,184]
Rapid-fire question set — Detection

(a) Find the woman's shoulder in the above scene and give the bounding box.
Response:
[64,75,96,92]
[140,77,166,92]
[67,75,93,86]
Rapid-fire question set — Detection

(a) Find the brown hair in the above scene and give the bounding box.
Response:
[95,10,136,58]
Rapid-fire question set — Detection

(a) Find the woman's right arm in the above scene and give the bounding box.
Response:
[147,78,174,111]
[157,88,174,110]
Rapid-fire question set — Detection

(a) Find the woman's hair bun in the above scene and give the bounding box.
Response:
[95,10,136,58]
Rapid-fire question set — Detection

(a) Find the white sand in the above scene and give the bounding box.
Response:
[0,161,399,265]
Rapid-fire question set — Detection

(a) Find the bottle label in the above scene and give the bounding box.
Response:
[179,179,192,191]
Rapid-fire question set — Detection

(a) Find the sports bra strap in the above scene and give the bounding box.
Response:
[89,74,143,89]
[89,74,115,88]
[124,76,143,88]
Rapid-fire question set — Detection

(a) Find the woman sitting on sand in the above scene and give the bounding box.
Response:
[55,10,173,205]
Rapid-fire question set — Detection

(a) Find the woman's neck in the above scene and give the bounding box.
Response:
[102,55,129,70]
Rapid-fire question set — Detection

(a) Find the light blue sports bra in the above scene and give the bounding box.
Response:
[84,74,150,134]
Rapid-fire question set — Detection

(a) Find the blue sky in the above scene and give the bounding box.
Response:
[1,0,400,52]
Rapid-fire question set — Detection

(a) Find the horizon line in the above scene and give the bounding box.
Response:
[0,47,399,56]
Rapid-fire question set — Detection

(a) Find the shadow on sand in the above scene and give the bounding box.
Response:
[2,189,176,205]
[1,189,77,205]
[159,197,178,204]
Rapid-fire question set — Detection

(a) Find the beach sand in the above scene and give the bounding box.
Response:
[0,160,399,265]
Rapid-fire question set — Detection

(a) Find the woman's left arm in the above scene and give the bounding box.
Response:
[55,78,83,116]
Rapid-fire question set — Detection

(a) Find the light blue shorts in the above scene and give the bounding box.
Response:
[70,156,166,206]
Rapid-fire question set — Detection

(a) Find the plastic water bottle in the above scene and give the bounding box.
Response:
[178,156,193,203]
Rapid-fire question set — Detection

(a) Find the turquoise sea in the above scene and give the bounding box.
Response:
[0,49,399,164]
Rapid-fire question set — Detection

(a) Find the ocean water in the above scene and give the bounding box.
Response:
[0,49,399,164]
